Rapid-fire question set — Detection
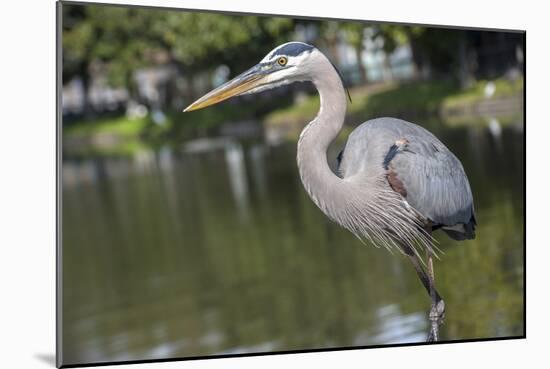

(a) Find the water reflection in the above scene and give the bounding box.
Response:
[370,305,426,344]
[62,120,524,365]
[224,141,250,221]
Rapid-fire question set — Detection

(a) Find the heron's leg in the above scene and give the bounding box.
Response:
[424,225,445,342]
[399,241,445,342]
[401,245,441,300]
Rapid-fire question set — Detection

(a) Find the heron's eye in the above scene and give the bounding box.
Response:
[277,57,288,66]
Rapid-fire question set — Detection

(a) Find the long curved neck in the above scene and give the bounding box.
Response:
[297,61,347,216]
[295,55,428,251]
[294,53,432,251]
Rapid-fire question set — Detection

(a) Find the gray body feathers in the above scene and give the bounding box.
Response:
[338,117,476,240]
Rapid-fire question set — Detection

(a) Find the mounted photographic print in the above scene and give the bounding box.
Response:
[57,1,525,367]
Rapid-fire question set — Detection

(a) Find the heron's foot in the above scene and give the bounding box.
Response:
[427,299,445,342]
[430,299,445,321]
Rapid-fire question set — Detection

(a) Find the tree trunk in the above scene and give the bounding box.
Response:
[409,38,429,80]
[80,68,93,118]
[383,53,394,82]
[457,32,474,88]
[355,45,367,84]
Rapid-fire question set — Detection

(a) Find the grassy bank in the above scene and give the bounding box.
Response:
[63,114,172,157]
[63,77,522,157]
[62,97,280,156]
[265,77,524,128]
[442,78,524,109]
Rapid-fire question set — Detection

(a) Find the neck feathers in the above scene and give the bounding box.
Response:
[296,53,347,218]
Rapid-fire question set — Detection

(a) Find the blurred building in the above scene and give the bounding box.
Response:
[62,77,128,116]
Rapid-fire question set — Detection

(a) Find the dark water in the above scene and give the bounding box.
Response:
[62,118,524,365]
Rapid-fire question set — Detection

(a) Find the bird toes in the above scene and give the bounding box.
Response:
[427,300,445,342]
[429,299,445,322]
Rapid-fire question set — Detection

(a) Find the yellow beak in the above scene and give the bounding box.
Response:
[183,65,267,112]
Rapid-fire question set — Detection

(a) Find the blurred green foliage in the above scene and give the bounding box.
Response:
[62,3,489,101]
[63,5,294,91]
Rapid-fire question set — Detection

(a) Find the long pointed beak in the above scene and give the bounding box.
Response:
[183,64,268,112]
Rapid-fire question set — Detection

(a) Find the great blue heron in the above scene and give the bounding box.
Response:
[184,42,477,342]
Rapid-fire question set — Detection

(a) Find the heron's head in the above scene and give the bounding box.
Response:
[184,42,327,112]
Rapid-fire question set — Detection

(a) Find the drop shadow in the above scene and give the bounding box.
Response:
[35,353,56,367]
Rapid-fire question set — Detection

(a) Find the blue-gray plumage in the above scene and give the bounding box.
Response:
[339,118,476,241]
[184,41,477,342]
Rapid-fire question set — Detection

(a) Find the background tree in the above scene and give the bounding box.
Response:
[63,4,296,112]
[371,24,409,81]
[342,23,368,84]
